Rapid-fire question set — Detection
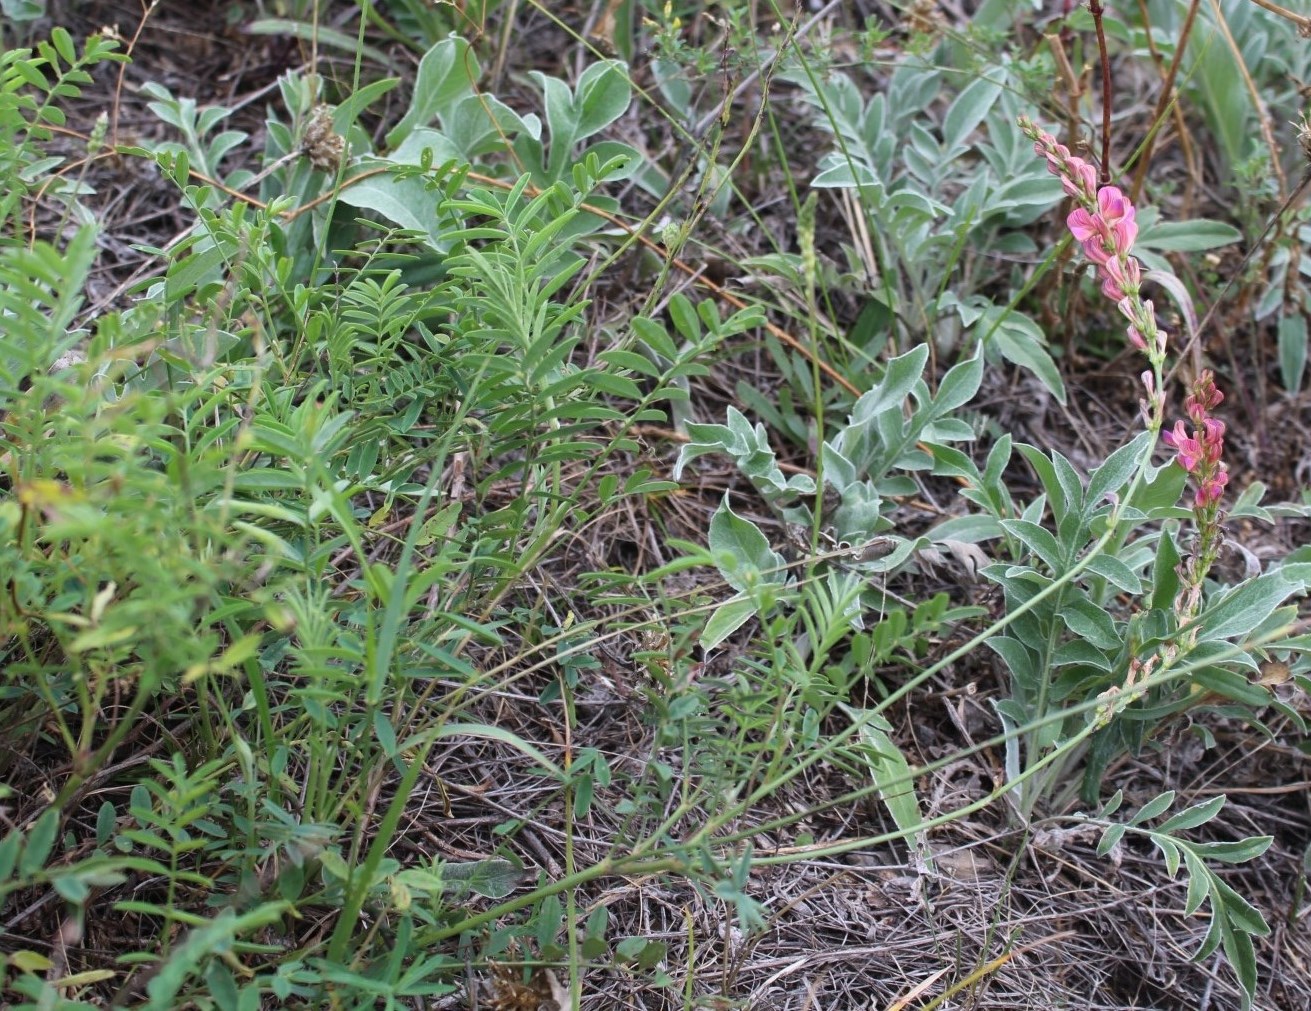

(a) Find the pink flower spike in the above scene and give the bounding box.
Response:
[1162,367,1228,513]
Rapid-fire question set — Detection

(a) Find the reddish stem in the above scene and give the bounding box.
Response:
[1087,0,1114,185]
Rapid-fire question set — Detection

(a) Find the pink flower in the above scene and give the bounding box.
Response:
[1085,239,1115,267]
[1162,421,1202,470]
[1095,186,1137,249]
[1067,207,1100,243]
[1068,187,1138,267]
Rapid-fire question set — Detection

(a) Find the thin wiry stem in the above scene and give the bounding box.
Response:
[1243,0,1311,35]
[1129,0,1202,204]
[1162,169,1311,390]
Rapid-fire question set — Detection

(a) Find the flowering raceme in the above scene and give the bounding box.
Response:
[1020,118,1174,398]
[1021,116,1230,517]
[1021,116,1251,814]
[1162,370,1228,509]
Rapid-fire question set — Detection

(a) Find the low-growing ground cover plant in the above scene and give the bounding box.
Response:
[2,2,1310,1009]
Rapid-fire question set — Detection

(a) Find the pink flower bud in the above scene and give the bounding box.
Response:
[1070,158,1097,200]
[1185,370,1224,422]
[1195,468,1228,507]
[1101,255,1141,300]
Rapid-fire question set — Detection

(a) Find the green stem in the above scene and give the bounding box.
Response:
[417,856,683,946]
[326,734,436,964]
[52,672,155,810]
[561,676,580,1011]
